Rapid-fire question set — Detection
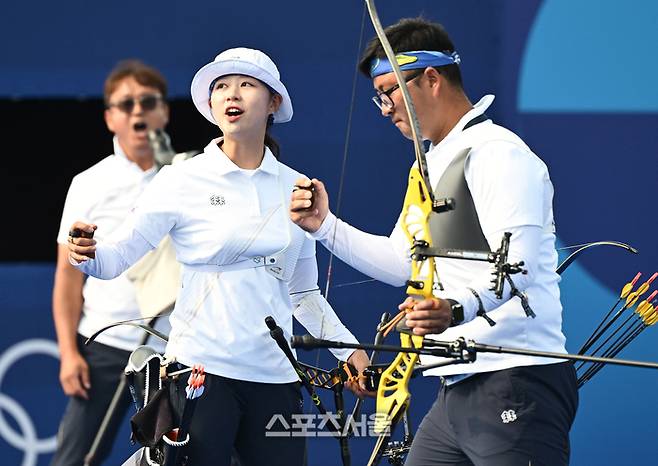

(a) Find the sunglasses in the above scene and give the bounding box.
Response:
[106,94,163,114]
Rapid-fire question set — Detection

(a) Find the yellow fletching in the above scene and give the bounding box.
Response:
[645,310,658,326]
[626,282,650,306]
[637,291,658,319]
[621,282,634,298]
[625,294,640,308]
[620,272,642,298]
[636,301,652,318]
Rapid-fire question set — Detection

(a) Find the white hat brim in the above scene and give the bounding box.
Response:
[191,59,293,125]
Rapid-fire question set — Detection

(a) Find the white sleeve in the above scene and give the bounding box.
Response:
[309,212,410,287]
[290,256,359,362]
[447,224,543,322]
[447,142,550,322]
[298,232,316,260]
[466,141,547,231]
[131,166,180,247]
[74,227,155,279]
[72,167,180,279]
[56,174,93,245]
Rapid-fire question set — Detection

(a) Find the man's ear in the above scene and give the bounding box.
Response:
[424,67,444,98]
[162,102,170,125]
[104,109,115,133]
[424,67,442,88]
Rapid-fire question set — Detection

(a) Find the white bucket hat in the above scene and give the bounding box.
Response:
[191,47,293,125]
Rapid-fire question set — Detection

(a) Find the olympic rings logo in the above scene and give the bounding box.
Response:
[0,339,60,466]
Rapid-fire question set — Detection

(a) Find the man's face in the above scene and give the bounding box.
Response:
[372,70,430,141]
[104,76,169,160]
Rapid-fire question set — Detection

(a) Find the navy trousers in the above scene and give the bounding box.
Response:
[167,370,306,466]
[51,335,132,466]
[404,362,579,466]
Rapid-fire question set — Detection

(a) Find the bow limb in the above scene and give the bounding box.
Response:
[84,312,172,345]
[556,240,638,275]
[364,0,433,199]
[361,0,440,300]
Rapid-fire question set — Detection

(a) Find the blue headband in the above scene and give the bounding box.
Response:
[369,50,461,78]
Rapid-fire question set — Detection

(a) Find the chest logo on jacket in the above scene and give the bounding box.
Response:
[210,194,226,206]
[501,409,518,423]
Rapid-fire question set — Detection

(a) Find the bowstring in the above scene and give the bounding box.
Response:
[313,2,368,383]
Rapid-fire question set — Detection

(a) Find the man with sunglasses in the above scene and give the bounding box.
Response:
[291,18,578,466]
[52,59,170,466]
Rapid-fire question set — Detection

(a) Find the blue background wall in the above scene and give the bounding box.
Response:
[1,1,656,465]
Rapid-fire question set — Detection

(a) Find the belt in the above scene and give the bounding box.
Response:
[183,255,280,273]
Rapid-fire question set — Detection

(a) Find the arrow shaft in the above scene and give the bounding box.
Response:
[578,325,647,386]
[577,297,623,354]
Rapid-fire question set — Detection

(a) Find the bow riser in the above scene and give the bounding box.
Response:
[374,332,424,434]
[401,166,439,296]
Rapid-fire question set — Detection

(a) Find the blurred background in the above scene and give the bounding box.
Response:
[1,0,656,464]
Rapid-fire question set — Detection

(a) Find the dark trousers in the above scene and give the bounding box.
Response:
[51,335,133,466]
[168,371,306,466]
[404,362,578,466]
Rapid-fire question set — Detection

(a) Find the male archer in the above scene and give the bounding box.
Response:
[290,17,578,466]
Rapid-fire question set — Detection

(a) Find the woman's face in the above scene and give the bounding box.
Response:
[209,74,281,139]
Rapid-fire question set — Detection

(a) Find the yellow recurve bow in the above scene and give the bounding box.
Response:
[362,1,451,464]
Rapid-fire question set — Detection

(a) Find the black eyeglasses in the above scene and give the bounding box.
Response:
[106,94,163,114]
[372,69,424,110]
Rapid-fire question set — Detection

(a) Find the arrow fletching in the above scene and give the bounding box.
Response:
[626,273,657,306]
[621,272,642,298]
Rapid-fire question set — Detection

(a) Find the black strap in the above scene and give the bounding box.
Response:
[463,113,490,131]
